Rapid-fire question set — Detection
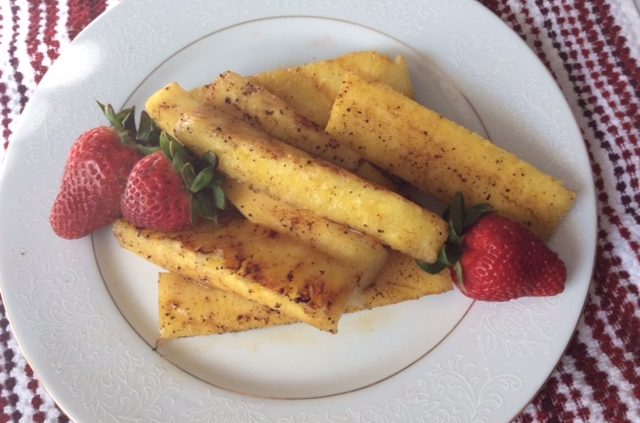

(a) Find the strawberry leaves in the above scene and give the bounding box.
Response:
[97,101,161,155]
[418,192,566,301]
[52,100,228,238]
[443,192,492,243]
[158,131,226,225]
[137,111,161,147]
[101,100,227,227]
[417,192,491,281]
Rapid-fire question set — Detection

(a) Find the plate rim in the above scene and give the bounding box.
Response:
[0,0,597,421]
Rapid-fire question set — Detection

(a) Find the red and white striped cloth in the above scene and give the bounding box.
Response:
[1,0,639,422]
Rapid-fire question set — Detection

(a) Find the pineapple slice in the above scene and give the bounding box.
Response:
[224,178,388,289]
[158,251,451,339]
[146,82,447,262]
[199,71,362,171]
[114,218,363,332]
[196,71,396,189]
[159,273,295,338]
[349,251,452,311]
[326,72,575,239]
[253,51,413,127]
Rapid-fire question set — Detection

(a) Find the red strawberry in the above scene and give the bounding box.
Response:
[120,133,227,232]
[453,213,566,301]
[419,193,566,301]
[121,151,192,232]
[50,126,141,239]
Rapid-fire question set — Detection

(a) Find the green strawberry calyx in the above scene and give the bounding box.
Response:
[417,192,491,289]
[97,101,161,156]
[97,100,226,226]
[158,131,226,226]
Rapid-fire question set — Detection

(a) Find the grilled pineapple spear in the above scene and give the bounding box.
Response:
[253,51,414,127]
[194,71,361,170]
[158,272,296,339]
[224,178,388,289]
[194,71,396,190]
[159,249,452,339]
[114,218,363,332]
[146,82,447,262]
[325,72,575,239]
[223,178,454,310]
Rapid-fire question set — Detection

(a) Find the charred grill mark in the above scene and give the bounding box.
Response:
[241,84,258,96]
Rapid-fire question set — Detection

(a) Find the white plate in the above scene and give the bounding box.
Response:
[0,0,596,421]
